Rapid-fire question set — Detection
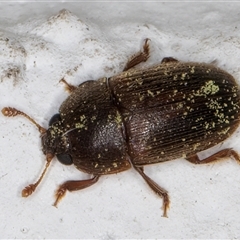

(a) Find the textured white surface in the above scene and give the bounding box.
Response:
[1,2,240,239]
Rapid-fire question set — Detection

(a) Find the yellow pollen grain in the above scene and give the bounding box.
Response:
[147,90,154,97]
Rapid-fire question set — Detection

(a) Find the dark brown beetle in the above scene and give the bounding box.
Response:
[2,39,240,217]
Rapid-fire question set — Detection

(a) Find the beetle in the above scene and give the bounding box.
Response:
[2,39,240,217]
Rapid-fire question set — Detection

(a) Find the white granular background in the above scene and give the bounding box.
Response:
[0,1,240,239]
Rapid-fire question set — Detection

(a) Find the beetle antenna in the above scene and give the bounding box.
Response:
[1,107,46,134]
[1,107,51,197]
[22,153,54,197]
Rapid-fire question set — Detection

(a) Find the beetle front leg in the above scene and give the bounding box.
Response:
[134,166,170,217]
[53,175,100,207]
[59,78,77,93]
[186,148,240,164]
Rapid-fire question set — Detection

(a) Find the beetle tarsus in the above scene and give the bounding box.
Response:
[54,187,66,207]
[123,38,150,71]
[186,148,240,164]
[134,166,170,217]
[53,176,100,206]
[59,78,77,93]
[163,194,170,218]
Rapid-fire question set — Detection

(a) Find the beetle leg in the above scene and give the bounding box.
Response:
[59,78,77,93]
[123,38,150,71]
[186,148,240,164]
[161,57,179,64]
[134,166,170,217]
[53,175,100,207]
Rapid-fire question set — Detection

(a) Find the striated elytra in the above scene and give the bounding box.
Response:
[2,39,240,217]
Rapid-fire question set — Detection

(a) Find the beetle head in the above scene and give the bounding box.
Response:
[41,113,73,165]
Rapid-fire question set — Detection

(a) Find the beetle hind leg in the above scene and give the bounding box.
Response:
[53,175,100,207]
[186,148,240,164]
[134,166,170,217]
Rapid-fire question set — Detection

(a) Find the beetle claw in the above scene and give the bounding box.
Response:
[162,200,169,218]
[54,187,67,207]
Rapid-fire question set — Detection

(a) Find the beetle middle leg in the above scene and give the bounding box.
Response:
[186,148,240,164]
[123,38,150,71]
[53,175,100,207]
[134,166,170,217]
